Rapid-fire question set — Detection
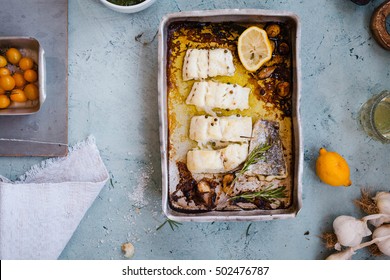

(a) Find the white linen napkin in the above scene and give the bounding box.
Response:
[0,136,109,260]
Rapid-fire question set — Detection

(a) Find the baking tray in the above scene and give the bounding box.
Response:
[158,9,302,222]
[0,0,68,156]
[0,37,46,116]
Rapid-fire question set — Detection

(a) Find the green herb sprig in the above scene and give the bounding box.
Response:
[234,142,272,180]
[230,185,287,202]
[156,218,182,231]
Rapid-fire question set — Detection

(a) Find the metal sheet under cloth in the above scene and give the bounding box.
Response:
[0,0,68,156]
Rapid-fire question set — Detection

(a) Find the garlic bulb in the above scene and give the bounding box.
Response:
[372,224,390,256]
[374,192,390,214]
[326,225,390,260]
[326,248,355,260]
[369,192,390,226]
[333,215,371,249]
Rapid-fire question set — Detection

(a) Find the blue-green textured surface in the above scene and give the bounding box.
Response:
[1,0,390,260]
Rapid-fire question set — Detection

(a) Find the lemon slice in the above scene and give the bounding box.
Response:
[238,26,272,72]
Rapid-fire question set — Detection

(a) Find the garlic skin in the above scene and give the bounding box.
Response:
[326,248,355,260]
[372,224,390,256]
[333,215,371,249]
[121,242,135,259]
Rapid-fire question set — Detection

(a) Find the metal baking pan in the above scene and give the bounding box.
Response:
[158,9,302,222]
[0,37,46,115]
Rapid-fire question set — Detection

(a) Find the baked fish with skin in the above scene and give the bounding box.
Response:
[186,81,250,113]
[187,143,249,173]
[245,120,287,180]
[182,49,235,81]
[189,115,252,144]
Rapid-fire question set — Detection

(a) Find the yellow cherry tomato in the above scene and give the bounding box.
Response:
[24,83,39,100]
[6,48,22,65]
[0,87,5,95]
[24,69,37,82]
[19,57,34,71]
[0,55,7,68]
[13,72,26,88]
[0,75,15,91]
[0,67,11,76]
[0,95,11,109]
[10,88,27,102]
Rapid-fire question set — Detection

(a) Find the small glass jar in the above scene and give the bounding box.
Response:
[359,90,390,144]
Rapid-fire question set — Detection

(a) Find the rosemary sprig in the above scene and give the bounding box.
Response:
[230,185,287,202]
[156,218,182,231]
[234,142,272,179]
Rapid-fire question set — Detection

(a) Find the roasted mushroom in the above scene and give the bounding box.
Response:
[222,174,234,195]
[197,180,211,193]
[269,40,276,53]
[278,42,290,55]
[266,24,281,38]
[276,81,290,97]
[258,66,277,79]
[197,180,215,206]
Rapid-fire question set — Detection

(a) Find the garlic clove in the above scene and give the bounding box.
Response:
[333,215,371,248]
[326,248,355,260]
[372,224,390,256]
[374,192,390,215]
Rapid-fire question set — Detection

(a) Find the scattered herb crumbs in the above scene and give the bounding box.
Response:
[110,178,115,188]
[246,223,252,237]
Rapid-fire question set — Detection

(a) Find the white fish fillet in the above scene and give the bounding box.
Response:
[189,115,252,144]
[186,81,250,112]
[182,49,235,81]
[187,143,248,173]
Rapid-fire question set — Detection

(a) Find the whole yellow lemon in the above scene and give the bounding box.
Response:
[315,148,352,187]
